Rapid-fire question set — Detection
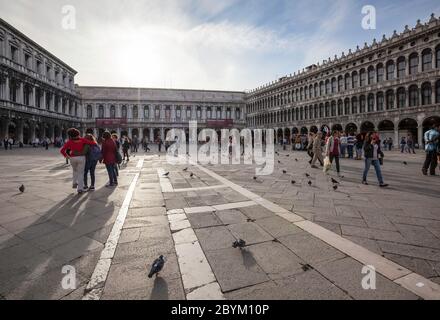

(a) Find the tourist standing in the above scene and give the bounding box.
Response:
[60,128,94,194]
[422,124,440,176]
[362,132,388,187]
[3,137,8,150]
[347,133,355,159]
[325,131,341,176]
[340,133,347,158]
[111,134,120,177]
[307,133,315,164]
[407,134,416,154]
[400,137,407,153]
[101,131,118,187]
[83,134,101,191]
[355,134,364,160]
[311,132,324,168]
[122,137,130,161]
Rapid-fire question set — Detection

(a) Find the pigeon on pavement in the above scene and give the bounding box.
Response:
[232,239,246,249]
[148,255,165,278]
[19,185,25,193]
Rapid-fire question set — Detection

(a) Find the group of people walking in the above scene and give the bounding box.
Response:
[60,129,129,194]
[307,130,389,187]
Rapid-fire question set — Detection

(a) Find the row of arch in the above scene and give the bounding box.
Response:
[247,46,440,112]
[248,81,440,126]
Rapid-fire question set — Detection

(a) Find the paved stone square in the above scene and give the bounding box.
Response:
[0,146,439,300]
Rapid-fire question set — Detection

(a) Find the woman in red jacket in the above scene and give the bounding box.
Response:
[101,131,118,187]
[60,128,94,194]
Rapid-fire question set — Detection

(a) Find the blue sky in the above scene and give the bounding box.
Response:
[1,0,439,91]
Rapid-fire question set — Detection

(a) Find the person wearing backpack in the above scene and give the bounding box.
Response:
[83,134,101,191]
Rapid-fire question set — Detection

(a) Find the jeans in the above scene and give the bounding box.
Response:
[105,164,118,185]
[70,156,86,191]
[423,150,438,175]
[400,144,406,153]
[347,145,354,158]
[329,155,340,173]
[363,159,384,185]
[84,159,98,187]
[123,149,129,161]
[356,147,363,159]
[340,144,347,158]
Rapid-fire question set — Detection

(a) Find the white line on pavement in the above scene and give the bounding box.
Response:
[82,158,143,300]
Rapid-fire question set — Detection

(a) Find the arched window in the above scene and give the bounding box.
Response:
[422,49,432,71]
[99,105,104,118]
[367,94,374,112]
[325,102,330,117]
[344,74,350,90]
[397,88,406,108]
[386,61,395,80]
[337,100,343,115]
[304,87,309,100]
[186,107,191,119]
[320,82,325,96]
[359,95,366,113]
[409,53,419,75]
[377,63,384,82]
[144,106,150,118]
[121,105,127,118]
[344,98,350,115]
[376,92,384,111]
[331,101,336,117]
[207,107,212,119]
[352,71,358,88]
[87,105,93,118]
[386,90,394,110]
[216,107,222,119]
[360,69,366,87]
[197,107,201,119]
[331,78,336,93]
[325,80,330,95]
[110,105,116,118]
[397,57,406,78]
[300,88,304,101]
[226,107,231,119]
[319,104,324,118]
[368,66,375,85]
[132,105,138,119]
[408,85,419,107]
[338,76,343,92]
[176,106,181,119]
[436,80,440,103]
[351,97,358,114]
[314,84,318,97]
[155,106,160,119]
[421,82,432,105]
[436,46,440,68]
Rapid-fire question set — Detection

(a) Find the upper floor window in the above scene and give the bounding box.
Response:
[99,105,104,118]
[359,69,366,87]
[325,80,330,94]
[421,83,432,105]
[236,108,241,120]
[386,61,395,80]
[110,105,116,118]
[186,107,191,119]
[338,77,343,92]
[331,78,336,93]
[226,108,231,119]
[176,106,181,119]
[197,107,201,119]
[25,53,32,69]
[319,82,325,96]
[367,67,375,85]
[121,105,127,118]
[436,46,440,68]
[46,66,51,79]
[165,106,171,119]
[216,107,222,119]
[207,107,212,119]
[436,80,440,103]
[36,60,42,74]
[144,106,150,118]
[409,53,419,75]
[422,49,432,71]
[10,45,18,62]
[409,85,419,107]
[397,57,406,78]
[87,105,93,118]
[344,74,350,90]
[377,64,384,82]
[352,72,359,88]
[133,105,138,118]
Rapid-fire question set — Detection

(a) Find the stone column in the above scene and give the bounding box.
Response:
[417,125,423,148]
[150,128,154,142]
[160,128,165,141]
[394,127,399,150]
[222,106,226,119]
[30,122,36,142]
[42,91,47,110]
[202,107,207,121]
[160,105,165,120]
[18,82,24,104]
[138,127,143,141]
[16,120,24,143]
[32,86,36,107]
[5,76,10,101]
[171,105,176,122]
[128,128,132,139]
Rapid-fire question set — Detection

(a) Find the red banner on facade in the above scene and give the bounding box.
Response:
[206,119,234,128]
[95,118,128,128]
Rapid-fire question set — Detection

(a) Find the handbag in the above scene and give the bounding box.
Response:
[323,156,331,173]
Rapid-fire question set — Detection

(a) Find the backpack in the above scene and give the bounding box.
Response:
[90,144,102,161]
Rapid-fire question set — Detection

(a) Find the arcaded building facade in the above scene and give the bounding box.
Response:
[78,86,245,142]
[246,14,440,146]
[0,18,81,144]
